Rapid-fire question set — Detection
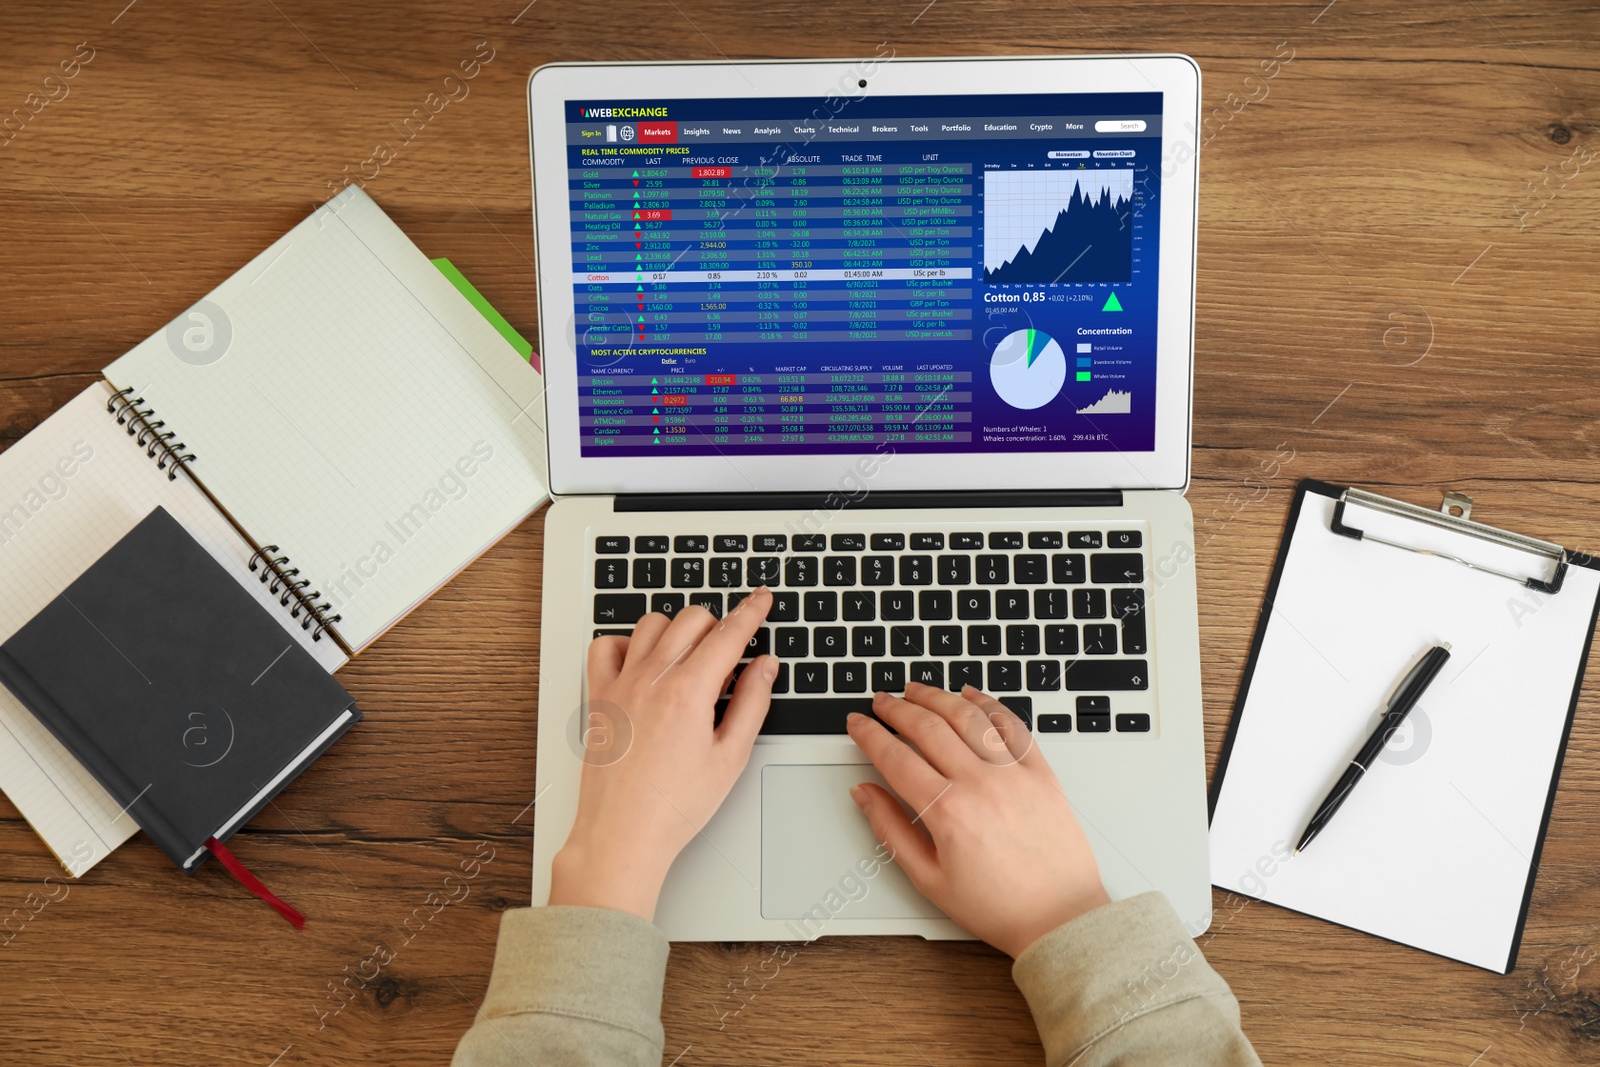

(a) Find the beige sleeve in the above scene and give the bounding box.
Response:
[452,905,670,1067]
[1011,891,1263,1067]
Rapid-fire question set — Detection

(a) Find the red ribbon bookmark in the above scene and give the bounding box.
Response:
[205,836,306,929]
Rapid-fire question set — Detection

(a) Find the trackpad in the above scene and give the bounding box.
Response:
[760,764,944,922]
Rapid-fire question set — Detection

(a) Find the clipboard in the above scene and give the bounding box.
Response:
[1208,479,1600,973]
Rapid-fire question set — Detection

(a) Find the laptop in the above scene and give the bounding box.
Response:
[526,55,1210,940]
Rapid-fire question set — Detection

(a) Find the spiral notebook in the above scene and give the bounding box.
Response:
[0,187,547,875]
[1208,480,1600,973]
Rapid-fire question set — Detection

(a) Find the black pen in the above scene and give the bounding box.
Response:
[1295,643,1453,854]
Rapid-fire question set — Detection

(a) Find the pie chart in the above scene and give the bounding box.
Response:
[989,329,1066,410]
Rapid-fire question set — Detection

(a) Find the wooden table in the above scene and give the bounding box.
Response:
[3,1,1597,1063]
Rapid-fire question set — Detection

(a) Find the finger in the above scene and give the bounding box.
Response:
[621,612,673,663]
[871,688,979,778]
[637,604,720,679]
[845,710,948,813]
[716,654,777,754]
[685,586,773,677]
[960,686,1044,769]
[586,634,627,687]
[850,782,940,891]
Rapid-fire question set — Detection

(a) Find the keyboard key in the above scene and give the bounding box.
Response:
[593,593,647,624]
[1121,613,1149,655]
[937,554,971,585]
[745,628,771,658]
[949,660,983,691]
[595,535,630,554]
[880,590,915,620]
[754,534,787,552]
[729,590,752,614]
[957,589,991,619]
[975,554,1009,584]
[672,558,705,588]
[1117,713,1152,732]
[674,535,708,553]
[689,593,724,618]
[1083,624,1119,655]
[831,533,866,551]
[987,660,1021,691]
[595,559,628,588]
[834,662,868,692]
[951,532,984,549]
[1078,712,1112,733]
[633,558,666,588]
[843,590,876,620]
[769,592,800,622]
[967,625,1001,656]
[852,626,886,658]
[1014,554,1048,584]
[824,556,857,586]
[918,589,953,620]
[1028,531,1064,549]
[1034,588,1069,619]
[715,534,748,552]
[997,696,1033,728]
[929,625,962,656]
[1006,624,1040,656]
[772,662,790,694]
[594,628,633,638]
[1065,659,1149,690]
[1038,713,1072,733]
[911,533,944,550]
[1051,553,1086,584]
[996,589,1029,619]
[1108,530,1143,549]
[862,555,895,585]
[1111,588,1145,619]
[785,556,819,587]
[1072,588,1108,619]
[910,661,944,687]
[747,556,780,586]
[813,627,847,657]
[872,661,905,692]
[1026,659,1061,691]
[899,555,933,585]
[793,663,828,693]
[988,531,1024,549]
[1068,531,1102,549]
[804,591,838,621]
[890,625,925,657]
[793,533,826,551]
[1045,624,1080,655]
[1077,696,1111,713]
[775,627,809,657]
[870,533,905,551]
[710,559,742,587]
[1091,553,1145,585]
[635,536,669,554]
[651,593,685,618]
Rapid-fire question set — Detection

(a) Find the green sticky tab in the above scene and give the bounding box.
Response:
[431,258,533,361]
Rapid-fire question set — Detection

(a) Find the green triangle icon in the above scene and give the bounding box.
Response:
[1102,292,1124,312]
[631,170,639,177]
[651,377,658,384]
[653,427,660,435]
[652,407,659,414]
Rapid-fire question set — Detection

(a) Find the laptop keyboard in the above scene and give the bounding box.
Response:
[592,527,1154,738]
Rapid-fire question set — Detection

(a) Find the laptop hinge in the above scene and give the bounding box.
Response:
[614,489,1123,513]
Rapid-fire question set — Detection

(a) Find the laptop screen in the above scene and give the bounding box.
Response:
[562,92,1164,461]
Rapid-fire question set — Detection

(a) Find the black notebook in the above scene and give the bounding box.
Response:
[0,506,359,873]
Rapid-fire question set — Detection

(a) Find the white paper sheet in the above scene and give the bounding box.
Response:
[1209,487,1599,972]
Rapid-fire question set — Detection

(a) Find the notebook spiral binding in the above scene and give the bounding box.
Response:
[105,386,196,480]
[246,545,343,641]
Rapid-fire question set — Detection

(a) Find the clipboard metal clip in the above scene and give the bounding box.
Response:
[1330,487,1568,594]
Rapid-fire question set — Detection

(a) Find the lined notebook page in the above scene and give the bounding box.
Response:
[1209,489,1600,972]
[104,187,548,651]
[0,383,346,876]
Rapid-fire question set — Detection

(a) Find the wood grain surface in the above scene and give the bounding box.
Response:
[3,1,1598,1064]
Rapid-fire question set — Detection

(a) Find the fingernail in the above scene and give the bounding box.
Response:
[761,656,778,681]
[846,712,865,728]
[849,785,868,807]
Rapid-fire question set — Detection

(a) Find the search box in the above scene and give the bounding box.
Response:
[1094,120,1147,133]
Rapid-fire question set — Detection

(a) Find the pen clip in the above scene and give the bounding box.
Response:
[1383,644,1449,709]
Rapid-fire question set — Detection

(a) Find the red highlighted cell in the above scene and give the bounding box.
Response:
[661,395,689,406]
[692,166,731,178]
[638,122,677,143]
[704,373,737,385]
[632,209,672,221]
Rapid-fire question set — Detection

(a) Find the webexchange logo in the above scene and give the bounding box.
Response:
[579,106,668,118]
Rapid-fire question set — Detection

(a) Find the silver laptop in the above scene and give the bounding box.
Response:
[526,55,1210,940]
